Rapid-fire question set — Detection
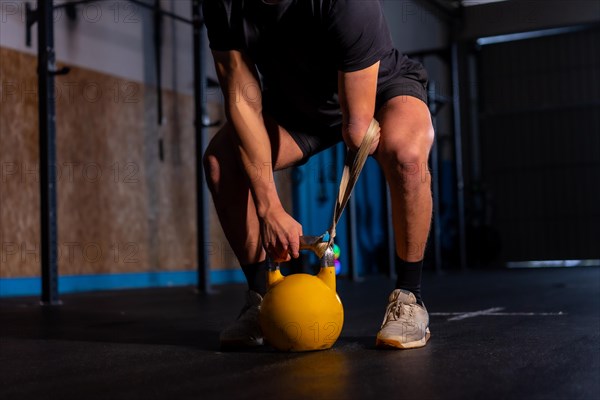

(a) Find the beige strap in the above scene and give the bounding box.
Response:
[327,118,380,247]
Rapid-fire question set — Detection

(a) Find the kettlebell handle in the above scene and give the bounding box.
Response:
[299,235,330,259]
[267,235,334,271]
[297,235,334,264]
[266,243,336,291]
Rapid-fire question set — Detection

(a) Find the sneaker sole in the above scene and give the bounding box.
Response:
[375,328,431,349]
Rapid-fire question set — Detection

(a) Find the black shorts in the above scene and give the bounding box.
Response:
[265,58,428,163]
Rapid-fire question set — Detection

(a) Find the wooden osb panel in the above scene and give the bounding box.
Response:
[0,47,40,278]
[154,90,197,271]
[1,46,293,278]
[54,63,151,275]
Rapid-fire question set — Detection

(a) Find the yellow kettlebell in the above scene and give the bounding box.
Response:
[259,239,344,352]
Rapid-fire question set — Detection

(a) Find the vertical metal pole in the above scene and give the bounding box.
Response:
[467,53,482,190]
[192,0,210,292]
[153,0,164,125]
[38,0,60,305]
[451,43,468,270]
[428,82,443,274]
[347,196,360,281]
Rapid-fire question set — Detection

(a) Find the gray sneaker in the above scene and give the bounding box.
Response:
[219,291,264,349]
[376,289,431,349]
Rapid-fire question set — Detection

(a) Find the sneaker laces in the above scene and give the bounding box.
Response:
[384,299,414,324]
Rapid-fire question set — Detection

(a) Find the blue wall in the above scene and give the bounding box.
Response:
[0,270,246,298]
[292,143,388,276]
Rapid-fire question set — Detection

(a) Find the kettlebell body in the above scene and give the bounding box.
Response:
[259,250,344,352]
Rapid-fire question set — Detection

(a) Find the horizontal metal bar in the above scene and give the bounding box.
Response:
[507,260,600,268]
[484,162,600,176]
[54,0,194,25]
[54,0,98,9]
[480,102,600,118]
[477,23,600,46]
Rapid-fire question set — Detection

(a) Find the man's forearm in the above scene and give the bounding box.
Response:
[212,49,283,218]
[226,102,281,218]
[338,62,380,150]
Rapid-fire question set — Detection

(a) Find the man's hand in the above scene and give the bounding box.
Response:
[259,205,303,263]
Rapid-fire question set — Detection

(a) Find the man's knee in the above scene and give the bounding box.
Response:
[203,125,234,191]
[203,148,220,191]
[377,126,434,189]
[385,129,433,164]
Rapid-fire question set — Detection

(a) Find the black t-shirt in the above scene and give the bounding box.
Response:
[204,0,408,128]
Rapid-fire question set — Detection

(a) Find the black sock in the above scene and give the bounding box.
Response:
[395,257,424,306]
[241,260,268,296]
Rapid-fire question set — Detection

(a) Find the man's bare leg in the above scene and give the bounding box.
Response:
[373,95,434,349]
[374,95,434,300]
[375,95,434,262]
[204,116,305,348]
[203,116,305,289]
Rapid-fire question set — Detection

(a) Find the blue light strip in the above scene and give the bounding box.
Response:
[507,260,600,269]
[476,25,590,46]
[0,269,246,298]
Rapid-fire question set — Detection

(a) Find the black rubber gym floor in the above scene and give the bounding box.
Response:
[1,267,599,400]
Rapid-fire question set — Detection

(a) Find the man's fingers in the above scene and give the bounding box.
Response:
[269,239,290,263]
[272,253,291,263]
[263,223,303,262]
[272,254,291,263]
[288,237,300,258]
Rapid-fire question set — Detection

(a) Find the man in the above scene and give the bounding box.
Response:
[203,0,434,349]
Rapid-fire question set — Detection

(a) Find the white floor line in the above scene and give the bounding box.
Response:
[430,307,566,321]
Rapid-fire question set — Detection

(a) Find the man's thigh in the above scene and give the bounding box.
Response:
[206,114,307,171]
